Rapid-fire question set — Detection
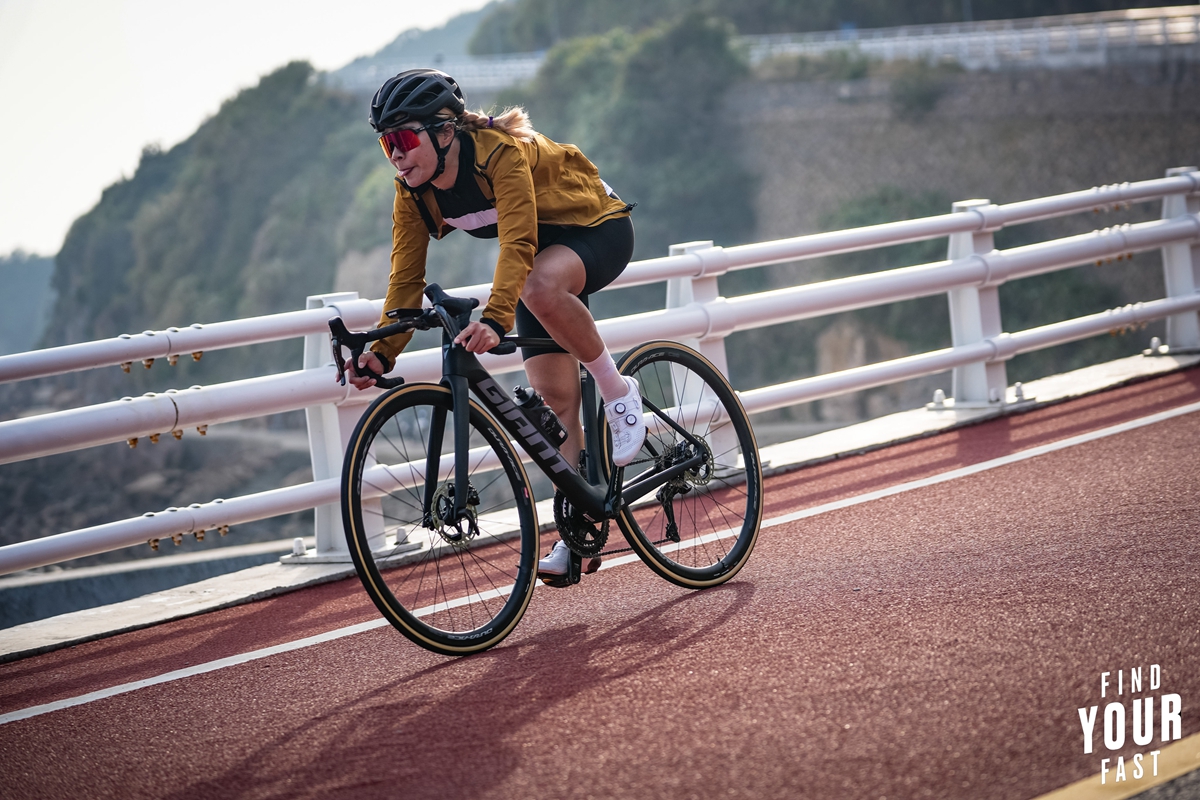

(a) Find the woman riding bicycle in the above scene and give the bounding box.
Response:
[343,68,646,581]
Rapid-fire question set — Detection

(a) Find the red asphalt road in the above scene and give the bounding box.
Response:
[1,370,1199,800]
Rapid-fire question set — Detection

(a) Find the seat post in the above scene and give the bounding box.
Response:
[579,366,602,485]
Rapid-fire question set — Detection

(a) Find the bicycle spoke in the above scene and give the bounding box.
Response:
[611,343,762,588]
[342,385,537,655]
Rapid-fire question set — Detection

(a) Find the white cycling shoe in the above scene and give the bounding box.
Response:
[537,540,601,584]
[605,375,646,467]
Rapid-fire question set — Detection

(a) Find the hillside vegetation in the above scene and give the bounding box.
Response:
[501,13,755,259]
[0,251,55,356]
[29,3,1196,410]
[469,0,1190,54]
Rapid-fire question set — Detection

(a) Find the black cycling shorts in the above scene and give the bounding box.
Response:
[515,214,635,360]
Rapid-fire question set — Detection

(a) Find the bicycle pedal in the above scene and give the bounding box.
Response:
[538,573,577,588]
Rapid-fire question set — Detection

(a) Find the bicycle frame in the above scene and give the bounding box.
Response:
[331,284,708,532]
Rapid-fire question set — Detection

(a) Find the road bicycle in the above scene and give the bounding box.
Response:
[329,284,763,656]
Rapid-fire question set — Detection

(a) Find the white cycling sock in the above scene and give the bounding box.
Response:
[583,348,628,403]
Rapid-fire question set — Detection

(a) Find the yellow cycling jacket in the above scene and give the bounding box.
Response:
[371,127,631,365]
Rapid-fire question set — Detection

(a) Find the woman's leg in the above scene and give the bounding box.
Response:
[520,244,595,470]
[523,352,584,469]
[523,241,644,467]
[521,244,605,362]
[526,237,638,579]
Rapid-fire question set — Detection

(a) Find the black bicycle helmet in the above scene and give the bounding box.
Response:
[369,69,466,133]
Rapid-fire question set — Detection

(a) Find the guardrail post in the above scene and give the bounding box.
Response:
[666,240,738,460]
[666,240,730,377]
[1161,167,1200,351]
[946,199,1008,406]
[300,292,384,561]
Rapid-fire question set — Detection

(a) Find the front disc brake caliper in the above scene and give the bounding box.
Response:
[432,482,480,546]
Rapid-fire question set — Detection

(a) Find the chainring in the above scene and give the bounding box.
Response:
[553,490,608,557]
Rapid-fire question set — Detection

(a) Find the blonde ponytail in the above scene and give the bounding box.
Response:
[459,107,537,141]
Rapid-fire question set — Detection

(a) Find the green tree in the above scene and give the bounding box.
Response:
[506,14,755,261]
[44,62,377,400]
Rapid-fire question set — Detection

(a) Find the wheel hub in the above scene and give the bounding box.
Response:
[431,481,480,546]
[662,439,713,488]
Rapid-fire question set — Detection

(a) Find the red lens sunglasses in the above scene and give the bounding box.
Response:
[378,121,447,158]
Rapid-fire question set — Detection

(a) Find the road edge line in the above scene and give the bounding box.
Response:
[760,399,1200,530]
[0,618,388,726]
[1029,731,1200,800]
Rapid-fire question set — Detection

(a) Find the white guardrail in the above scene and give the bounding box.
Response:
[745,5,1200,70]
[1,168,1198,575]
[333,6,1200,94]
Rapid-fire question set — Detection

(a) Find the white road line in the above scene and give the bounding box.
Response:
[758,398,1200,530]
[0,619,388,726]
[3,399,1197,727]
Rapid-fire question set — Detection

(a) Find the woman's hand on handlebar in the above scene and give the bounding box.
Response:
[454,321,500,354]
[345,351,385,390]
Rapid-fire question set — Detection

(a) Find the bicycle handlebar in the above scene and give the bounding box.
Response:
[329,283,517,389]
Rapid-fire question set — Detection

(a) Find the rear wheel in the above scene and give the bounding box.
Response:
[603,342,763,588]
[342,384,538,656]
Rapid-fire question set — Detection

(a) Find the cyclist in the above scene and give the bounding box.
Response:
[343,68,645,581]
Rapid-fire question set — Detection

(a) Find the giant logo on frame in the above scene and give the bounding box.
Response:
[1078,664,1183,785]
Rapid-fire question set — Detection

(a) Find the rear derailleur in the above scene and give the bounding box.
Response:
[654,439,712,543]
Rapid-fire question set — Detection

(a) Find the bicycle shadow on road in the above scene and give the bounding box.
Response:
[163,580,757,799]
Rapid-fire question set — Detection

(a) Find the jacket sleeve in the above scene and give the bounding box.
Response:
[370,185,430,365]
[480,141,539,333]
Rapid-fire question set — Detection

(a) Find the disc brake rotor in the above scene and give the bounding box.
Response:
[664,439,713,487]
[431,481,479,547]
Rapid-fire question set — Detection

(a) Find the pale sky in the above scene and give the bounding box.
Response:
[0,0,492,256]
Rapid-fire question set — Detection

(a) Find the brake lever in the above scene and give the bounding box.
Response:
[329,317,355,386]
[327,316,408,390]
[351,358,404,389]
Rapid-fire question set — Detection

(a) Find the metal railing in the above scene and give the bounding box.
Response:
[329,6,1200,94]
[0,168,1197,576]
[331,51,545,93]
[745,5,1200,70]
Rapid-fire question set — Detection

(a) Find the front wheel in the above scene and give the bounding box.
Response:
[341,383,538,656]
[603,342,763,588]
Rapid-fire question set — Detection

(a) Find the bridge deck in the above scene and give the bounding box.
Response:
[1,369,1199,799]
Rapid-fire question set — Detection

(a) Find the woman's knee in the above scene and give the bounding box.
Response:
[521,273,556,314]
[527,246,586,313]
